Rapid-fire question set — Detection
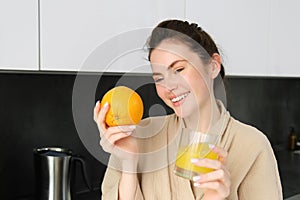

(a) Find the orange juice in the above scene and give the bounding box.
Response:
[174,143,218,179]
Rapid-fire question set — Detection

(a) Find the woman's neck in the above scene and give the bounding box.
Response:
[183,99,221,133]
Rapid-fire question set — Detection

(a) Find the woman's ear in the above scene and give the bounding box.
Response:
[210,53,222,79]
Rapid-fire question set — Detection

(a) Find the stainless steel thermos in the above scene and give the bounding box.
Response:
[33,147,91,200]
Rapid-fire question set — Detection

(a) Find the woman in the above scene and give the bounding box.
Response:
[94,19,282,199]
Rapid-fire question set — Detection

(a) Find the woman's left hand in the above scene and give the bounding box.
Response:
[191,146,230,200]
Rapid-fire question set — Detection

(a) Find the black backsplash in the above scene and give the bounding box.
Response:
[225,77,300,146]
[0,72,299,199]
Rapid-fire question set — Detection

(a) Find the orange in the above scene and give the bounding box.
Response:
[100,86,144,126]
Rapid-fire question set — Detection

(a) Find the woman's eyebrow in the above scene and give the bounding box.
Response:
[152,72,161,76]
[152,59,186,76]
[167,59,186,70]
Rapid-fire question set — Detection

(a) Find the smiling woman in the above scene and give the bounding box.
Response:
[95,19,283,200]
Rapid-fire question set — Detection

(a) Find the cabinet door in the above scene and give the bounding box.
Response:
[40,0,185,72]
[186,0,271,76]
[269,0,300,77]
[0,0,38,70]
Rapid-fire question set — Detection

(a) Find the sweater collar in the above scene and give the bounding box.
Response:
[178,100,230,144]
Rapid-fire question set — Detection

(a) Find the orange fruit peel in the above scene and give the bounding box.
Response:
[100,86,144,126]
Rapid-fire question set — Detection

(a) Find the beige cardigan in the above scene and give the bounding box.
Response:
[101,103,283,199]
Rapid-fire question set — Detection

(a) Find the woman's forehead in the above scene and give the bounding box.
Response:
[150,41,204,69]
[151,42,195,63]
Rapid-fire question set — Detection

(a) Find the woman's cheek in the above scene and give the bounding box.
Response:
[155,85,165,99]
[156,85,170,105]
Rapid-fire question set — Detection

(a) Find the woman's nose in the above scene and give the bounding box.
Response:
[163,75,178,91]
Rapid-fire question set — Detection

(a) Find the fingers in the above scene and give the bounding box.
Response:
[115,125,136,132]
[94,101,138,155]
[100,125,136,153]
[190,146,227,170]
[191,158,221,170]
[93,101,101,121]
[104,126,135,141]
[100,131,130,152]
[194,181,230,198]
[191,158,229,186]
[192,165,230,198]
[211,145,228,164]
[103,125,136,139]
[193,167,230,187]
[94,101,109,133]
[191,146,230,198]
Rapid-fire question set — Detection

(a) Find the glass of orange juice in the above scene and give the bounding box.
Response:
[174,128,220,180]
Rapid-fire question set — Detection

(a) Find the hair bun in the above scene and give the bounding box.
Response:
[190,23,203,32]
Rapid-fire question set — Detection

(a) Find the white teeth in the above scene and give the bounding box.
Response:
[171,93,189,103]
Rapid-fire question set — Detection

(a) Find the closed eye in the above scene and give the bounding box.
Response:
[173,61,187,74]
[175,67,184,73]
[153,76,164,83]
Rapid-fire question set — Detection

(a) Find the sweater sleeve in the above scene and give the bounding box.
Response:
[101,166,144,200]
[101,167,120,200]
[238,138,283,200]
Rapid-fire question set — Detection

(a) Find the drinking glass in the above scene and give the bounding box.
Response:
[174,128,220,180]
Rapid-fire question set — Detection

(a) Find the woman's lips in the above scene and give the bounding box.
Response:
[170,92,190,106]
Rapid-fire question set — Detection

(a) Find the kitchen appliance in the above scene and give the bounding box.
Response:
[33,147,91,200]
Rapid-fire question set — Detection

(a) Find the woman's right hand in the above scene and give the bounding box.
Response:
[93,101,139,162]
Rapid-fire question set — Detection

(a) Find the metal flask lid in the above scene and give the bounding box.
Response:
[34,147,72,157]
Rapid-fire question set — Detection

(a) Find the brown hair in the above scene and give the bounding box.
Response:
[147,19,225,79]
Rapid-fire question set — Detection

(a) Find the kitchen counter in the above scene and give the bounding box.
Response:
[275,148,300,199]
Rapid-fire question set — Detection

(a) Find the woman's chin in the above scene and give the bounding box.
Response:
[174,105,200,120]
[174,108,188,118]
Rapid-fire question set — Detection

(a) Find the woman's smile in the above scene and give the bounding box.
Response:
[170,91,190,106]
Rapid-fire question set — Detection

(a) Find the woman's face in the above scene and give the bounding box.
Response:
[150,40,214,118]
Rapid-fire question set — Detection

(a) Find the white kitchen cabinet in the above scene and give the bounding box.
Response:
[0,0,38,70]
[268,0,300,77]
[186,0,271,77]
[40,0,185,72]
